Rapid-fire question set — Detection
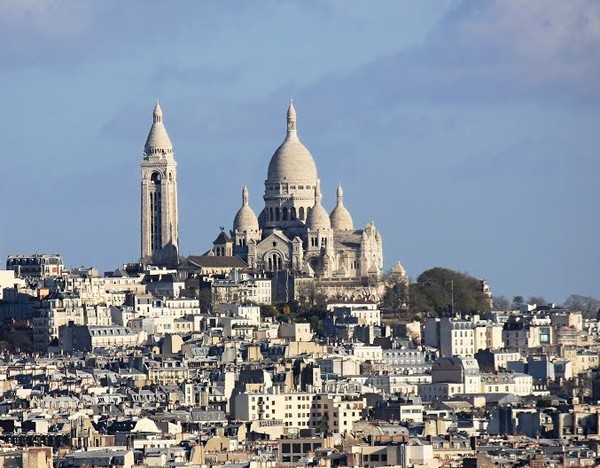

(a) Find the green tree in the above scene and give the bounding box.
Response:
[563,294,600,318]
[409,267,491,316]
[381,268,409,313]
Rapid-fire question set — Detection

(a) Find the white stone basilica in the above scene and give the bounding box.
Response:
[139,100,386,299]
[215,102,384,287]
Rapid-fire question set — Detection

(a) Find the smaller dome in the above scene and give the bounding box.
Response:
[330,184,354,231]
[306,183,331,231]
[233,186,259,232]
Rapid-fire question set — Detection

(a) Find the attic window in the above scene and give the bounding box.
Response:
[273,242,276,247]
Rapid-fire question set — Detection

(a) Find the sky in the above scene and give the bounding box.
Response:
[1,0,599,304]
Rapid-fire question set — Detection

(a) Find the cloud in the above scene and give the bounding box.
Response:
[426,0,600,96]
[0,0,100,65]
[296,0,600,108]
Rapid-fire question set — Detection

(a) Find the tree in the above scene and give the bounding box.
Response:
[409,267,491,316]
[528,296,547,307]
[381,267,409,313]
[295,280,326,312]
[493,295,510,310]
[563,294,600,318]
[511,296,525,309]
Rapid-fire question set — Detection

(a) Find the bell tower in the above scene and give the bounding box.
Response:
[140,101,179,267]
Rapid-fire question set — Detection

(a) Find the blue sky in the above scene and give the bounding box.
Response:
[1,0,599,303]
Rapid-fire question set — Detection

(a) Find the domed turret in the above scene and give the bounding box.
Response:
[233,186,259,232]
[306,182,331,231]
[330,184,354,231]
[144,101,173,156]
[266,101,318,183]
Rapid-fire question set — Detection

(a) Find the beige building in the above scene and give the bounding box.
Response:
[278,322,313,342]
[480,372,533,396]
[212,270,272,305]
[0,270,25,300]
[234,390,365,434]
[33,294,84,353]
[147,360,189,385]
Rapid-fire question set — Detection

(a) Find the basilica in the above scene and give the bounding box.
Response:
[140,101,386,300]
[215,103,384,286]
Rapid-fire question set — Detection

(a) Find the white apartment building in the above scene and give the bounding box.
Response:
[212,270,272,305]
[147,361,190,385]
[419,382,466,401]
[502,316,554,352]
[218,304,261,326]
[440,318,475,357]
[33,294,84,353]
[234,390,365,434]
[279,323,313,342]
[352,344,383,362]
[83,304,113,326]
[480,373,533,396]
[366,374,432,396]
[60,324,139,352]
[219,316,255,339]
[64,275,145,306]
[381,348,431,375]
[327,303,381,326]
[473,321,503,351]
[318,357,361,377]
[131,296,200,318]
[0,270,25,300]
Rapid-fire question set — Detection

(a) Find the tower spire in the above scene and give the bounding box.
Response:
[287,99,297,134]
[337,183,344,203]
[153,100,162,123]
[315,180,322,205]
[145,100,172,156]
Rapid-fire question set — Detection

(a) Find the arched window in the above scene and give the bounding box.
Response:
[282,207,288,221]
[269,207,274,221]
[299,207,305,220]
[275,207,280,221]
[151,172,162,184]
[291,207,297,220]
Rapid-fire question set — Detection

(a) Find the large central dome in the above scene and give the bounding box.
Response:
[266,102,318,183]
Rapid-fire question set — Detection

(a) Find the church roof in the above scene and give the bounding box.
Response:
[213,231,232,245]
[333,230,362,250]
[267,102,317,183]
[330,184,354,231]
[233,186,259,232]
[182,256,247,269]
[144,101,173,155]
